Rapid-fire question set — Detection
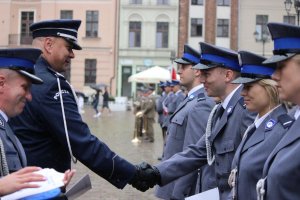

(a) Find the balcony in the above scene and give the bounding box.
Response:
[9,34,33,46]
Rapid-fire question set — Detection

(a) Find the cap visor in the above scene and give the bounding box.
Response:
[174,58,192,65]
[192,62,217,70]
[18,70,43,84]
[64,38,82,50]
[231,77,259,84]
[263,54,295,65]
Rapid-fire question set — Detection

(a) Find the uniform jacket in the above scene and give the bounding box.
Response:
[0,114,26,173]
[162,92,175,128]
[168,90,186,114]
[156,86,255,200]
[230,105,287,200]
[10,57,136,189]
[260,110,300,200]
[156,93,167,126]
[155,87,215,199]
[141,95,156,119]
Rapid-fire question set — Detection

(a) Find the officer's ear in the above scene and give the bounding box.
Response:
[43,37,55,54]
[0,73,6,93]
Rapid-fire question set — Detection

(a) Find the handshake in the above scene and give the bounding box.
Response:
[129,162,161,192]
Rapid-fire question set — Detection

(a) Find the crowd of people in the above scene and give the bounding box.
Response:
[1,17,300,200]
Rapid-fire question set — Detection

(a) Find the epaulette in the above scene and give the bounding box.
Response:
[197,93,206,101]
[238,97,246,109]
[278,114,294,129]
[47,67,66,80]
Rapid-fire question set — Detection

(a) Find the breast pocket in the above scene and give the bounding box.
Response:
[216,140,235,173]
[6,151,22,172]
[169,115,185,140]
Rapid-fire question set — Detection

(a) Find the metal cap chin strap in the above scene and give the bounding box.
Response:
[56,76,77,164]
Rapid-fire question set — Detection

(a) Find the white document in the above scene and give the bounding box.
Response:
[2,168,64,200]
[185,187,220,200]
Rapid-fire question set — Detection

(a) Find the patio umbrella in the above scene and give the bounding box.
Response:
[128,66,174,83]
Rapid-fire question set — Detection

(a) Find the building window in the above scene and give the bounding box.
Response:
[129,21,141,47]
[85,59,97,85]
[191,0,203,5]
[217,0,230,6]
[156,22,169,48]
[130,0,142,4]
[283,15,296,25]
[255,15,269,40]
[191,18,203,37]
[86,11,99,37]
[60,10,73,19]
[21,11,34,45]
[217,19,229,37]
[157,0,169,5]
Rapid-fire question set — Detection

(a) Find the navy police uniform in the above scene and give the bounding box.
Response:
[0,48,43,175]
[10,20,136,189]
[156,45,215,199]
[228,51,289,200]
[256,23,300,200]
[155,43,255,200]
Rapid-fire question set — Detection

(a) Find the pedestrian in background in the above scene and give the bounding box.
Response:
[101,86,112,115]
[93,89,102,118]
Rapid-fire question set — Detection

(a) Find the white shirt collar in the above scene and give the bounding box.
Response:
[254,105,280,128]
[0,110,8,122]
[188,84,204,97]
[221,84,242,110]
[294,105,300,120]
[175,90,182,95]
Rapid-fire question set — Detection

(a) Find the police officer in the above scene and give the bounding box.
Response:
[9,19,154,191]
[162,81,175,132]
[134,42,256,200]
[168,80,185,112]
[227,51,289,200]
[155,44,215,199]
[0,48,75,197]
[256,22,300,200]
[156,81,167,148]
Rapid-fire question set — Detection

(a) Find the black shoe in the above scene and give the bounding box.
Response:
[157,157,162,161]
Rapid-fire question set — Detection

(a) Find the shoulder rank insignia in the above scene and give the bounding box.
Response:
[197,93,206,101]
[278,114,294,129]
[265,119,276,131]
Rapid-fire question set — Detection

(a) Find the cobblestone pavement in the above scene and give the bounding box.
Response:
[69,106,163,200]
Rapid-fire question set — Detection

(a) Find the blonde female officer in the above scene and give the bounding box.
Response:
[228,51,289,200]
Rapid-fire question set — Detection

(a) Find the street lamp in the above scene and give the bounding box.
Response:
[284,0,300,25]
[254,30,270,56]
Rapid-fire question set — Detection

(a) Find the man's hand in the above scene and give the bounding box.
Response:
[129,162,161,192]
[0,166,46,196]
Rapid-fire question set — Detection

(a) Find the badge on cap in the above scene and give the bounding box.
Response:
[265,119,276,131]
